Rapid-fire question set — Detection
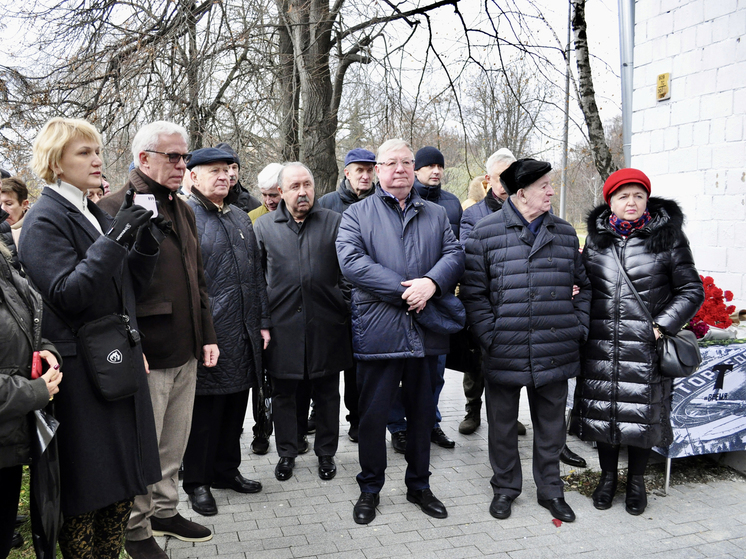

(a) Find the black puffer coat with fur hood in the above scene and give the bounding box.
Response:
[569,197,704,448]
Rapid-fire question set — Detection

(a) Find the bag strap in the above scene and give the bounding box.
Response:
[610,245,655,326]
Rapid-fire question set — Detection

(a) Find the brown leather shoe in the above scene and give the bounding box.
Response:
[124,536,168,559]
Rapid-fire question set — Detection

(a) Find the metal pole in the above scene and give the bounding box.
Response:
[559,0,571,220]
[619,0,635,167]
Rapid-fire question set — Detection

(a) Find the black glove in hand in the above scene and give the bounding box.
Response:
[135,215,171,254]
[106,189,152,247]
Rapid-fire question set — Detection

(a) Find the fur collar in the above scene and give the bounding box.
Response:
[586,196,686,253]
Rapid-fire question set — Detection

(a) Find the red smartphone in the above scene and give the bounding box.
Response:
[31,351,42,379]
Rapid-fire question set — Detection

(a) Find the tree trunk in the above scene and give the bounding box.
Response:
[572,0,617,180]
[277,8,300,161]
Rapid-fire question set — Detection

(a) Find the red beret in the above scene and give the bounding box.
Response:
[603,168,651,204]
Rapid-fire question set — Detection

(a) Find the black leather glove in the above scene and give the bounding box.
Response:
[106,189,152,247]
[135,211,172,255]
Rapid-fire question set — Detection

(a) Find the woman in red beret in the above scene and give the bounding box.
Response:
[569,168,704,515]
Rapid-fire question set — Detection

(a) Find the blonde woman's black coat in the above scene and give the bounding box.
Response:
[569,197,704,448]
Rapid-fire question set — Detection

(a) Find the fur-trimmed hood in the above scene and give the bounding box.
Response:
[586,196,686,254]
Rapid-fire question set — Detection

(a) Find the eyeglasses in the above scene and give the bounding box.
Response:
[145,150,192,164]
[377,159,414,169]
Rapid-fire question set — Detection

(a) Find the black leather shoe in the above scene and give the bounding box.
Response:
[298,435,310,454]
[391,431,406,454]
[251,436,270,455]
[318,455,337,480]
[307,407,317,434]
[517,420,527,436]
[406,488,448,519]
[15,514,27,527]
[348,423,359,442]
[212,474,262,494]
[489,494,514,519]
[353,492,380,524]
[431,427,455,449]
[275,457,295,481]
[188,485,218,516]
[592,471,618,510]
[560,445,587,468]
[625,474,648,515]
[538,497,576,522]
[11,531,23,549]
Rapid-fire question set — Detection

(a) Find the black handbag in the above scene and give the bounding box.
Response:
[46,278,142,401]
[611,247,702,378]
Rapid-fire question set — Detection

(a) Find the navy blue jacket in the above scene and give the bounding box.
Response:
[460,200,591,387]
[188,189,271,395]
[19,188,161,516]
[337,186,465,360]
[317,177,373,214]
[459,188,503,246]
[413,178,463,239]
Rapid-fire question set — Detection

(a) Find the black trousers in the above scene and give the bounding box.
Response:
[463,354,484,413]
[182,389,251,493]
[0,465,22,559]
[356,356,438,494]
[343,362,359,426]
[272,373,340,458]
[485,379,567,501]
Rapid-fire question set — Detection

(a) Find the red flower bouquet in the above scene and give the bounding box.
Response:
[688,275,735,338]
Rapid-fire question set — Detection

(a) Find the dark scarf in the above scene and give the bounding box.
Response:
[609,208,652,237]
[508,197,545,235]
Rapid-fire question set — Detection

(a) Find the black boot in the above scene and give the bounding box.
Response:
[625,474,647,515]
[592,471,617,510]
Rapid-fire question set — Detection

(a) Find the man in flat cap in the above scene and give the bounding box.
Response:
[181,148,270,516]
[460,158,591,524]
[214,142,262,212]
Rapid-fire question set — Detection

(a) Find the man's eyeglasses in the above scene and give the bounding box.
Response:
[377,159,414,168]
[145,150,192,164]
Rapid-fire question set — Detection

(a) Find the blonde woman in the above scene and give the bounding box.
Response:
[19,117,163,559]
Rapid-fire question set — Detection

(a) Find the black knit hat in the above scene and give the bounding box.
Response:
[500,158,552,195]
[414,146,445,170]
[214,142,241,169]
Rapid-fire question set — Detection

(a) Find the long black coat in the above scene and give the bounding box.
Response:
[19,188,161,517]
[253,201,352,380]
[188,190,271,395]
[460,200,591,387]
[569,197,704,448]
[317,177,373,214]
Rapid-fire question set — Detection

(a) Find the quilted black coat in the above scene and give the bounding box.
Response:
[460,200,591,387]
[317,177,373,213]
[188,190,271,395]
[569,197,704,448]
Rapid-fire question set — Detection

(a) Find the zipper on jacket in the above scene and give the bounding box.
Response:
[610,238,627,441]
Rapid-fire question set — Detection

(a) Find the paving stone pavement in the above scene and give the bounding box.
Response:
[156,370,746,558]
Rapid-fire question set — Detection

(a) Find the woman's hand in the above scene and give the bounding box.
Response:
[39,350,62,399]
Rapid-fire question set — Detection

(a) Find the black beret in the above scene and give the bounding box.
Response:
[214,142,241,168]
[187,147,236,170]
[500,158,552,195]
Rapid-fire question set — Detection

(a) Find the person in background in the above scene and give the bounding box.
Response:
[86,184,105,204]
[570,169,704,515]
[253,162,352,483]
[101,173,111,195]
[214,142,261,212]
[99,121,219,559]
[21,116,162,559]
[317,148,377,443]
[462,176,487,210]
[337,139,464,525]
[0,177,30,260]
[248,162,283,224]
[181,148,270,516]
[460,158,591,524]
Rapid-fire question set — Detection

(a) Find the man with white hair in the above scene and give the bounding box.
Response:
[99,121,219,559]
[336,139,464,525]
[248,162,283,224]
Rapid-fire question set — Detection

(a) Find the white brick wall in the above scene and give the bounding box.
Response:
[632,0,746,306]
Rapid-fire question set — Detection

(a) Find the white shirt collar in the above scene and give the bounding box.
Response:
[47,180,103,234]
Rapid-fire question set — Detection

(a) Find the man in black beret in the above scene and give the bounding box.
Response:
[214,142,262,212]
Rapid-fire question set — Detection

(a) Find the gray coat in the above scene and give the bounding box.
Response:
[253,201,352,379]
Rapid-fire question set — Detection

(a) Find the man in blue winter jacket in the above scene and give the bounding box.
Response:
[336,139,465,525]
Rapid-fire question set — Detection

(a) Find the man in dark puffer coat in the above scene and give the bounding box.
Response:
[570,196,704,450]
[181,148,271,517]
[461,158,591,523]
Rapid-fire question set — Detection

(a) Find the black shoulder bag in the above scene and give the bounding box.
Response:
[611,246,702,378]
[46,278,142,401]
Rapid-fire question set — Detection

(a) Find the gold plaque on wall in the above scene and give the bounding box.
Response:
[657,73,670,101]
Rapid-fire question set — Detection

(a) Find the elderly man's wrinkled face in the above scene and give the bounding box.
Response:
[279,166,315,221]
[139,133,188,191]
[415,163,443,186]
[376,146,415,201]
[344,163,375,197]
[191,161,231,205]
[261,186,281,212]
[486,160,511,201]
[227,162,239,187]
[610,184,648,221]
[517,173,554,220]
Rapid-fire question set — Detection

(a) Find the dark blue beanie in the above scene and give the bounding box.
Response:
[415,146,445,170]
